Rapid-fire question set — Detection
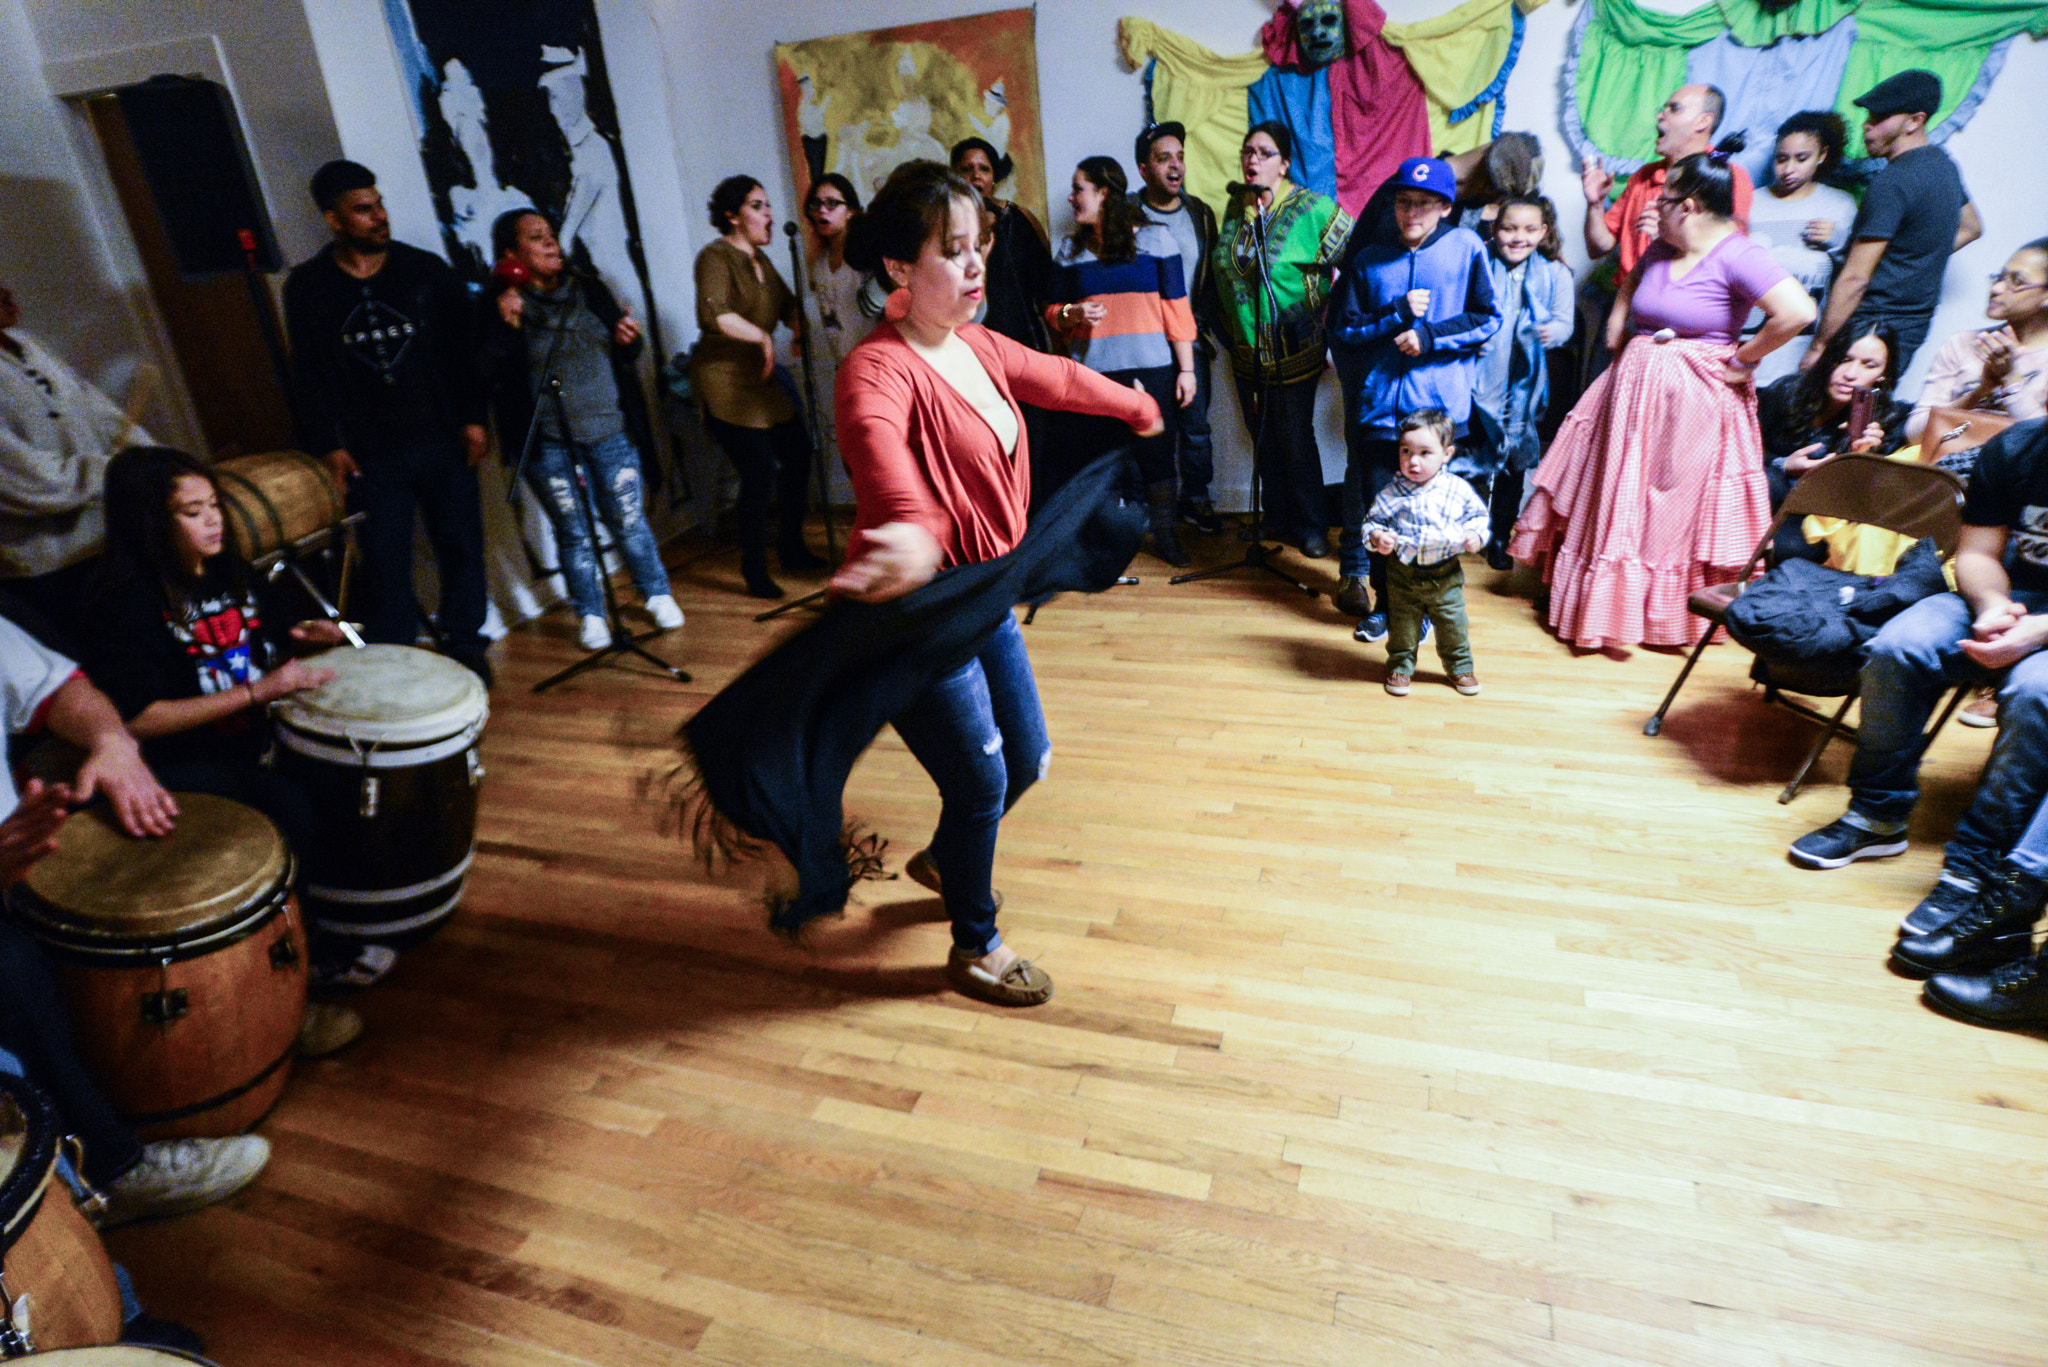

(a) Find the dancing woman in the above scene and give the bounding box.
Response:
[818,161,1163,1004]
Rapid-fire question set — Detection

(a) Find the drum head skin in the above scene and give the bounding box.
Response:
[274,645,487,745]
[15,794,288,940]
[20,1349,218,1364]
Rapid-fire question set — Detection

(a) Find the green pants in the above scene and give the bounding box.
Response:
[1385,556,1474,675]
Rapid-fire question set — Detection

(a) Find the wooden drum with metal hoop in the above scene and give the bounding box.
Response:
[16,1349,222,1365]
[8,796,307,1140]
[0,1074,123,1356]
[272,644,488,946]
[213,449,343,563]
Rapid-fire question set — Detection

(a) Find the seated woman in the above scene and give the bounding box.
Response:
[483,208,682,651]
[1756,321,1913,566]
[77,447,383,992]
[1509,145,1815,651]
[1905,236,2048,483]
[1045,155,1197,564]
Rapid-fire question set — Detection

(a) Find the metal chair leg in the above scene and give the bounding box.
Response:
[1779,692,1859,804]
[1644,620,1719,736]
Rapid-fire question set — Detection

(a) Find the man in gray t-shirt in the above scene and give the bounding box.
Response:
[1131,121,1224,534]
[1802,69,1981,375]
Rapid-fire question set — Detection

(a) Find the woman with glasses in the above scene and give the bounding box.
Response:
[801,174,874,476]
[1211,121,1352,556]
[1905,239,2048,473]
[1510,145,1815,651]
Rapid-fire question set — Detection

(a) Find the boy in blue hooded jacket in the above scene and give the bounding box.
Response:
[1327,157,1499,639]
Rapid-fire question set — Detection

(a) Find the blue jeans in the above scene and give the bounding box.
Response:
[525,432,671,618]
[0,920,142,1188]
[1849,588,2048,879]
[890,612,1048,956]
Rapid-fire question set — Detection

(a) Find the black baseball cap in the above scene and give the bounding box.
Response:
[1854,69,1942,120]
[1135,121,1187,165]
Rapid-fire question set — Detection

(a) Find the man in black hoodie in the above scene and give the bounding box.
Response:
[283,160,492,684]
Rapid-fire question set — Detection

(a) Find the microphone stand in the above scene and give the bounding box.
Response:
[505,285,691,691]
[1172,185,1314,595]
[755,219,841,623]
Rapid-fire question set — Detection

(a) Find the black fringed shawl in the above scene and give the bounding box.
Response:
[661,453,1143,933]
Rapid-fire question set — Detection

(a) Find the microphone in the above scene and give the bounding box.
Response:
[784,220,800,238]
[1226,181,1255,197]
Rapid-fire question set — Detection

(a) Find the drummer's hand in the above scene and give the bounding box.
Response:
[0,779,76,885]
[614,313,641,347]
[829,521,943,603]
[75,735,177,839]
[463,424,489,467]
[290,619,347,647]
[1130,378,1166,437]
[254,659,336,704]
[325,447,360,483]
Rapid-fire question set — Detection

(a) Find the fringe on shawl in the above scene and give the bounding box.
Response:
[641,728,891,939]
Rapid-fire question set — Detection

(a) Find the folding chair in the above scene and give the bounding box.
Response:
[1642,454,1968,803]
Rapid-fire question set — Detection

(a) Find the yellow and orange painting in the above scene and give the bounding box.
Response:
[774,8,1046,228]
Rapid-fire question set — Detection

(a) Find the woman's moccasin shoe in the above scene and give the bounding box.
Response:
[946,951,1053,1006]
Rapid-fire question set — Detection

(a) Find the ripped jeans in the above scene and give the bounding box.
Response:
[525,432,671,619]
[891,612,1049,956]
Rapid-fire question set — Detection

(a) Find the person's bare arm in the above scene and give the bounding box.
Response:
[1954,201,1983,253]
[1801,238,1885,369]
[1603,264,1641,353]
[1583,163,1619,259]
[1728,278,1819,381]
[42,675,177,837]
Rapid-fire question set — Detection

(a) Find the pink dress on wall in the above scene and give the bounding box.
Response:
[1510,233,1790,650]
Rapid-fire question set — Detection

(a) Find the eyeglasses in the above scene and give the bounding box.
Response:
[1243,147,1281,161]
[808,198,847,211]
[1990,271,2047,291]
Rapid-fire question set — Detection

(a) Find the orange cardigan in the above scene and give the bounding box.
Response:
[834,322,1160,569]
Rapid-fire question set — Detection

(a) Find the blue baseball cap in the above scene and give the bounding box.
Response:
[1393,157,1456,204]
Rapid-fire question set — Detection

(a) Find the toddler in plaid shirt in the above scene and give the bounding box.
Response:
[1361,409,1489,696]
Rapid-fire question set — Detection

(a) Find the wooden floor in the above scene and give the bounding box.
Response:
[108,527,2048,1366]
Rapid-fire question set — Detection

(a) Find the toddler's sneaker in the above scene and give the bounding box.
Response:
[1384,673,1411,697]
[1453,674,1481,696]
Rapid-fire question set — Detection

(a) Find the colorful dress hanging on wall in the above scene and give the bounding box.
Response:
[1121,0,1540,221]
[1567,0,2048,178]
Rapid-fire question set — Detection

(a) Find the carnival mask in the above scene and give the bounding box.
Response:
[1296,0,1347,67]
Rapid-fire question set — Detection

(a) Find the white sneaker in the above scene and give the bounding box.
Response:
[100,1134,271,1228]
[645,594,684,630]
[578,614,611,650]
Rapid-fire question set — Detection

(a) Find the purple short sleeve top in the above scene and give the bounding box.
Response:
[1627,234,1790,345]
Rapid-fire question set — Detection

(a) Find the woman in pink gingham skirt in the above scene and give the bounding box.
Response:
[1511,146,1817,650]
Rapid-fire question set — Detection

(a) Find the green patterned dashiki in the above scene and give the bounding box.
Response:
[1211,183,1354,387]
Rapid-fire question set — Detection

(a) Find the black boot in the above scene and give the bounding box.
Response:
[1925,940,2048,1028]
[1892,862,2045,978]
[741,547,783,600]
[1146,481,1191,567]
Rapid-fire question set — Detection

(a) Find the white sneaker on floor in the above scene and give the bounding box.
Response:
[645,594,684,629]
[578,615,611,650]
[100,1135,271,1228]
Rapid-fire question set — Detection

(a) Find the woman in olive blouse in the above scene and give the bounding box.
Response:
[692,175,821,598]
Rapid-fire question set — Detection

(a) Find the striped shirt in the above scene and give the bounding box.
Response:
[1046,223,1197,374]
[1362,471,1490,567]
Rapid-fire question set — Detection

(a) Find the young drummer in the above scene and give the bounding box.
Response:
[1362,409,1490,697]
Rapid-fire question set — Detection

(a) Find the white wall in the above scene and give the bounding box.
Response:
[0,0,201,447]
[642,0,2048,505]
